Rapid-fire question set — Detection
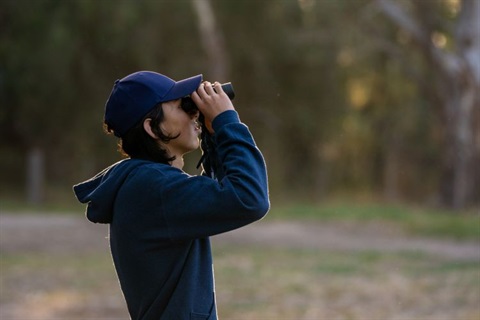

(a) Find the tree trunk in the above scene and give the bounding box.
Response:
[451,0,480,208]
[450,77,477,208]
[26,146,45,205]
[375,0,480,208]
[191,0,229,81]
[383,137,399,201]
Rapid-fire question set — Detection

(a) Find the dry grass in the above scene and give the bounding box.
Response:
[0,212,478,319]
[213,246,479,319]
[1,246,478,319]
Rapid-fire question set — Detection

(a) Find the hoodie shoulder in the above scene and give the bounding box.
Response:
[73,159,155,223]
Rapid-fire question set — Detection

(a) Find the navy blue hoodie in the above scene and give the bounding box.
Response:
[73,111,269,320]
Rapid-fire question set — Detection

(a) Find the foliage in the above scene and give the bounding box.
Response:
[1,0,478,208]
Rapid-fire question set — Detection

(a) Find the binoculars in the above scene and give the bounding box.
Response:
[181,82,235,115]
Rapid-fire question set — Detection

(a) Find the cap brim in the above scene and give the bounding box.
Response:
[163,74,203,101]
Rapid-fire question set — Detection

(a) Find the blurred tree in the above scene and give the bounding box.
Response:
[1,0,477,209]
[212,0,348,199]
[191,0,229,80]
[0,0,205,201]
[373,0,479,208]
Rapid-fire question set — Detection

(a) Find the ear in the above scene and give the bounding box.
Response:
[143,118,158,139]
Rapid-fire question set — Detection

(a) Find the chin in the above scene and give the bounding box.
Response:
[185,142,200,154]
[193,138,200,149]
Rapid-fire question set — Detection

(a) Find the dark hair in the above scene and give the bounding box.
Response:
[104,103,178,164]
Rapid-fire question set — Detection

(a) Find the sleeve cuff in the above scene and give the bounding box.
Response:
[212,110,240,132]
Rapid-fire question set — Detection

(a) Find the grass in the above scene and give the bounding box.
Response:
[0,195,83,215]
[2,195,479,240]
[271,201,480,240]
[1,198,479,318]
[212,245,480,319]
[0,252,128,319]
[2,246,477,319]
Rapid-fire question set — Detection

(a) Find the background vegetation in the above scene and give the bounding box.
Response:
[1,0,479,210]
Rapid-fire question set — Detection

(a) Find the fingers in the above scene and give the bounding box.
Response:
[212,82,223,93]
[203,81,216,95]
[191,89,201,104]
[201,82,214,98]
[192,80,234,128]
[196,81,223,99]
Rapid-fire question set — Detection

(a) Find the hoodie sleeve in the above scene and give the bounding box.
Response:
[138,110,270,241]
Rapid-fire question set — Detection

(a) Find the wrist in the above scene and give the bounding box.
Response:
[212,110,240,132]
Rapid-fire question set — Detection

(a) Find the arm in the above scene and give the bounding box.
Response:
[157,110,269,240]
[123,82,269,241]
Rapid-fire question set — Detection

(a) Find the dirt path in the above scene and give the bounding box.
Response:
[1,213,478,261]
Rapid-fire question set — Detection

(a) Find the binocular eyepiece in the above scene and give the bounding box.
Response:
[181,82,235,115]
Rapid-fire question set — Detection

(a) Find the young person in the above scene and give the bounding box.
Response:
[73,71,270,320]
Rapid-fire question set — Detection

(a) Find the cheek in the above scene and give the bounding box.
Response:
[159,123,170,135]
[160,118,180,135]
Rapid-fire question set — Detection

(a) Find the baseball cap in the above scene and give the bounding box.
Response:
[104,71,203,137]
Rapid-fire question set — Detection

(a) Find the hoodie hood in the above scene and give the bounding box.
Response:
[73,159,151,224]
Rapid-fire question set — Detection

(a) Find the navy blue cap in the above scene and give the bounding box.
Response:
[104,71,203,137]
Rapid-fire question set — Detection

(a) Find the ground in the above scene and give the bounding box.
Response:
[1,213,477,260]
[1,213,479,319]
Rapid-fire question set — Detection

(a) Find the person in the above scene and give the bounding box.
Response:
[73,71,270,320]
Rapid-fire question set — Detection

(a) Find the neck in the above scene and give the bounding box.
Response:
[171,156,184,169]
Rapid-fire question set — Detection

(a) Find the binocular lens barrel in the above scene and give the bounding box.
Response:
[220,82,235,100]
